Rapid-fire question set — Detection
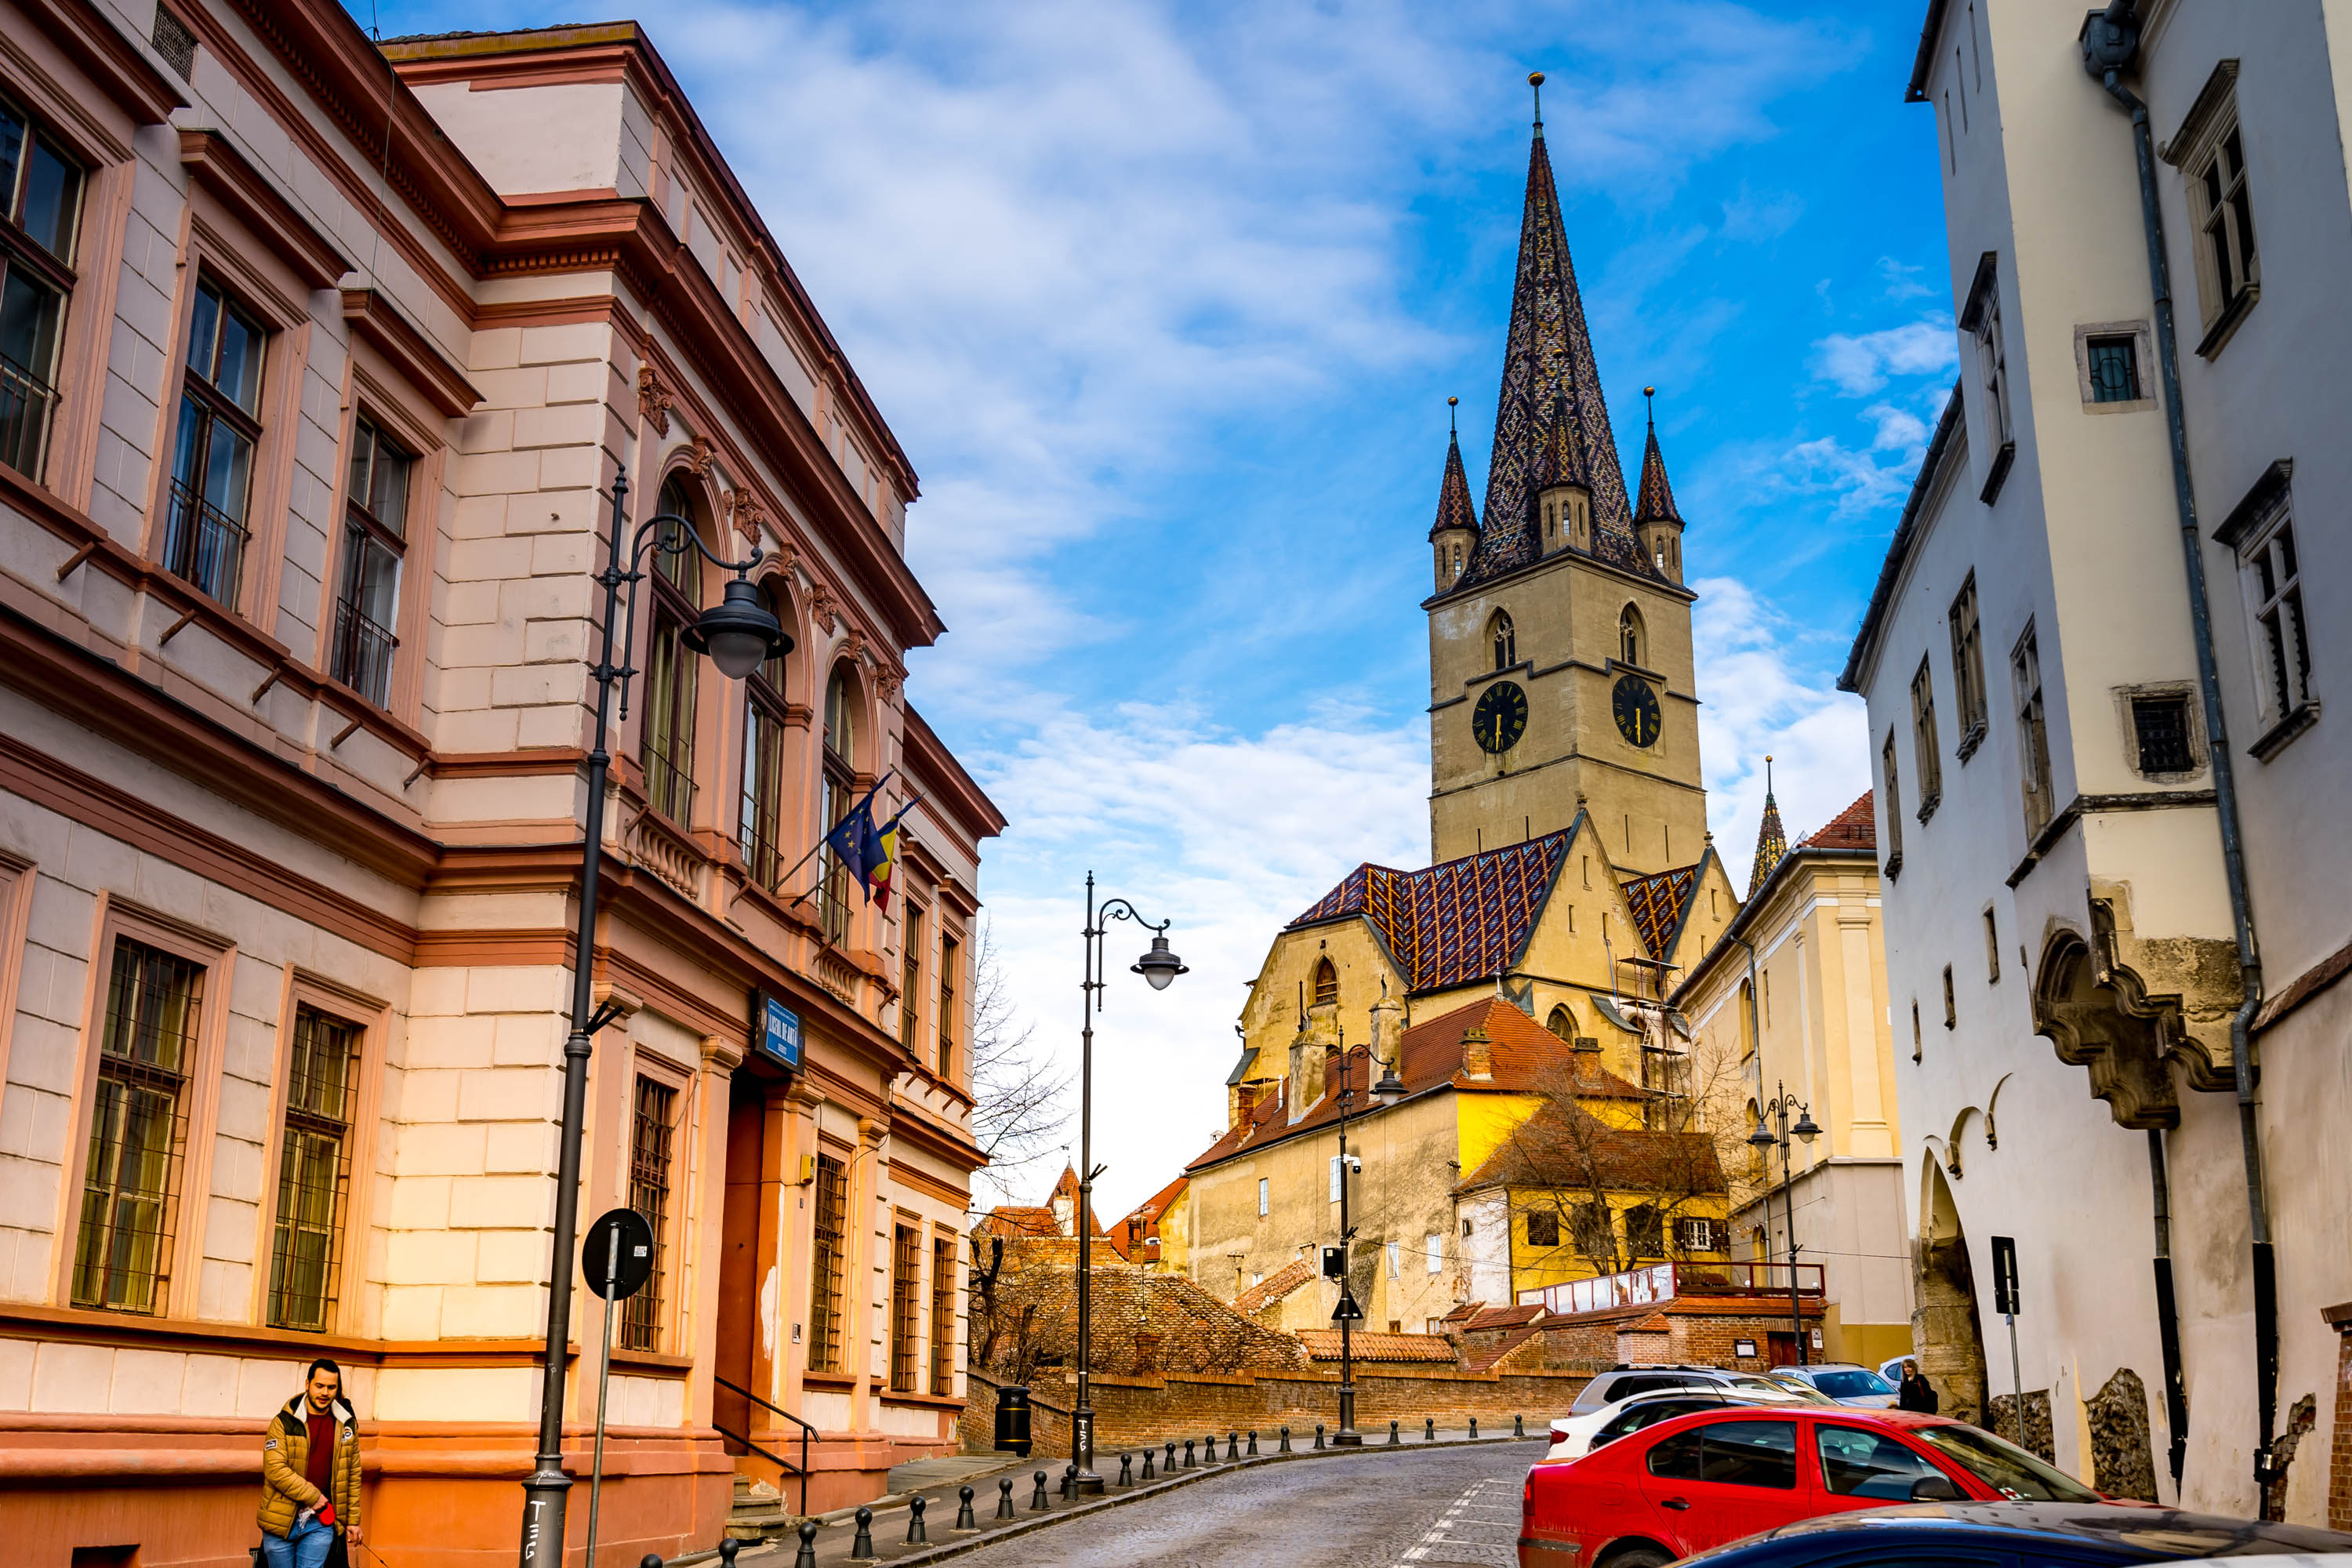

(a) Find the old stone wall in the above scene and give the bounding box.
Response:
[1987,1390,2055,1462]
[2085,1368,2158,1501]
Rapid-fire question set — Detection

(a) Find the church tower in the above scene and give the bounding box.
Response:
[1425,77,1707,874]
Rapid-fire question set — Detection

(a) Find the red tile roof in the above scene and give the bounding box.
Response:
[1463,1303,1545,1332]
[977,1206,1062,1239]
[1187,998,1646,1172]
[1439,1301,1485,1325]
[1231,1258,1316,1318]
[1799,790,1876,851]
[1297,1330,1458,1363]
[1288,831,1573,991]
[1104,1174,1189,1261]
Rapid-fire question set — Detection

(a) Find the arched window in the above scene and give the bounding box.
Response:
[739,582,793,889]
[642,476,704,822]
[1312,957,1338,1008]
[818,664,858,942]
[1619,604,1645,667]
[1545,1004,1576,1042]
[1490,609,1515,671]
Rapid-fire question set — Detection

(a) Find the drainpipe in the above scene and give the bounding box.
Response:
[2147,1128,2189,1494]
[2082,2,2276,1511]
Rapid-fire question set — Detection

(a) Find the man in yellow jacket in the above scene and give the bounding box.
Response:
[259,1358,363,1566]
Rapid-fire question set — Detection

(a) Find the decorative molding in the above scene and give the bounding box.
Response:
[16,0,189,125]
[637,365,673,436]
[727,487,765,545]
[810,586,838,635]
[2212,458,2292,550]
[684,434,715,477]
[841,630,867,666]
[340,289,481,418]
[177,128,354,290]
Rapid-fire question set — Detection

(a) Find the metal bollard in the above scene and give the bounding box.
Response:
[641,1556,664,1568]
[956,1484,978,1530]
[1118,1452,1133,1486]
[1226,1431,1240,1461]
[1183,1438,1196,1468]
[1030,1470,1051,1511]
[849,1505,875,1562]
[1247,1429,1259,1456]
[1065,1462,1079,1499]
[1389,1419,1400,1446]
[1279,1425,1291,1454]
[1206,1432,1218,1464]
[719,1542,740,1566]
[906,1495,928,1545]
[1165,1441,1178,1473]
[1470,1417,1479,1439]
[1141,1446,1155,1479]
[1314,1423,1326,1450]
[1515,1414,1526,1438]
[996,1477,1017,1519]
[1425,1417,1436,1442]
[794,1519,818,1568]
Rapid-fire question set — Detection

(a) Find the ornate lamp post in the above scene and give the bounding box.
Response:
[1071,873,1185,1494]
[519,467,786,1568]
[1330,1037,1404,1446]
[1748,1081,1820,1369]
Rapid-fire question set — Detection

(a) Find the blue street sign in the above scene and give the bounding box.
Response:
[756,993,801,1070]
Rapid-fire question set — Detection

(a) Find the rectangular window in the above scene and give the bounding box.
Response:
[1880,729,1904,872]
[1911,1000,1923,1062]
[642,509,701,825]
[889,1222,920,1392]
[622,1076,677,1352]
[2085,335,2142,402]
[936,933,959,1080]
[1943,965,1957,1030]
[930,1235,956,1397]
[1571,1204,1612,1259]
[73,938,203,1313]
[1425,1232,1442,1273]
[1910,658,1941,816]
[2187,113,2257,327]
[267,1005,361,1331]
[807,1152,846,1372]
[1524,1209,1559,1249]
[1949,574,1987,746]
[1984,909,2001,984]
[1675,1217,1717,1254]
[1625,1203,1664,1260]
[2013,624,2053,837]
[1385,1240,1399,1279]
[0,92,84,479]
[1976,289,2011,448]
[165,278,267,605]
[1329,1153,1343,1203]
[332,416,410,706]
[1258,1178,1269,1218]
[899,906,925,1055]
[2132,695,2195,774]
[2240,515,2310,728]
[739,606,790,889]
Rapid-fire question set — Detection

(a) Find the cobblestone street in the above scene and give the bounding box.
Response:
[936,1441,1537,1568]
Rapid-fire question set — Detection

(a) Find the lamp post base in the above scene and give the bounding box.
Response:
[1334,1385,1362,1446]
[1074,1470,1104,1496]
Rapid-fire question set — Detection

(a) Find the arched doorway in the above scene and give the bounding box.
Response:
[1915,1158,1989,1426]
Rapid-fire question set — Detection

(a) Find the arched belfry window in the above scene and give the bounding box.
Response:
[1312,957,1338,1008]
[1546,1004,1576,1042]
[818,664,858,942]
[739,582,793,889]
[1619,604,1645,668]
[642,476,704,822]
[1490,609,1516,672]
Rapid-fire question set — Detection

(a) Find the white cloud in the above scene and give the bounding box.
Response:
[1810,317,1957,396]
[1875,255,1936,300]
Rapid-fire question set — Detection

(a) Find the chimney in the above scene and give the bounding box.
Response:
[1462,1022,1493,1082]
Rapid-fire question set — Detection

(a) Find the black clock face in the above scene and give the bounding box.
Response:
[1472,681,1528,754]
[1613,674,1661,748]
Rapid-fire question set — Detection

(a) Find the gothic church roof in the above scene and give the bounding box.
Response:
[1289,831,1573,992]
[1634,406,1682,524]
[1619,861,1704,960]
[1429,423,1479,540]
[1748,788,1788,898]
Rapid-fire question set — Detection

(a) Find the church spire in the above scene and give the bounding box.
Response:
[1748,756,1788,897]
[1466,71,1633,585]
[1428,397,1478,540]
[1633,386,1682,524]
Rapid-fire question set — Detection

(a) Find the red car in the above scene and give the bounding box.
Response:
[1519,1405,2113,1568]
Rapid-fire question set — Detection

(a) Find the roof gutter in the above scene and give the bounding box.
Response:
[1840,383,1964,695]
[2081,0,2275,1513]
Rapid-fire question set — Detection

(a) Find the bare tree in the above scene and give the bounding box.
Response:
[966,918,1072,1208]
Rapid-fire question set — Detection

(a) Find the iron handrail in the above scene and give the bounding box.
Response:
[713,1374,812,1516]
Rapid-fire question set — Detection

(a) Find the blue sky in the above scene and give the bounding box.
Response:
[360,0,1957,1216]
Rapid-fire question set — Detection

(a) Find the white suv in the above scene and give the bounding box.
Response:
[1566,1364,1820,1414]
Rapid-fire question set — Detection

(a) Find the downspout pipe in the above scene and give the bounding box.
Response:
[2082,2,2277,1512]
[2147,1128,2189,1494]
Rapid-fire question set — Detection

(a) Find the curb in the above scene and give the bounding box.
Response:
[728,1433,1545,1567]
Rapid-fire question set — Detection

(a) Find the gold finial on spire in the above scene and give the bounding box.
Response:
[1448,394,1459,439]
[1529,71,1545,129]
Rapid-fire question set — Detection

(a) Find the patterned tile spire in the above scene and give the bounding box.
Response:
[1748,755,1788,898]
[1527,385,1591,495]
[1634,386,1682,524]
[1466,71,1634,584]
[1429,396,1479,540]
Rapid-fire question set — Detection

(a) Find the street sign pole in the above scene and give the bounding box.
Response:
[2006,1312,2024,1446]
[577,1207,655,1568]
[586,1224,620,1566]
[1991,1236,2024,1446]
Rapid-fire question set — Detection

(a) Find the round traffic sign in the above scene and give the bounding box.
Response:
[582,1207,655,1300]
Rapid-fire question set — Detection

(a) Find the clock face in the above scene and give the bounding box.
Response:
[1613,674,1662,749]
[1472,681,1529,755]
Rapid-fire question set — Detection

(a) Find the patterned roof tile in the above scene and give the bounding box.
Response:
[1289,831,1572,992]
[1620,862,1702,960]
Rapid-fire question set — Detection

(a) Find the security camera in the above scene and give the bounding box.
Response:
[1347,1156,1363,1174]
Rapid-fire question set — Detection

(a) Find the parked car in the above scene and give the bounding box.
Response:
[1520,1404,2119,1568]
[1769,1363,1900,1407]
[1876,1354,1908,1388]
[1661,1500,2352,1568]
[1567,1365,1836,1415]
[1545,1385,1816,1462]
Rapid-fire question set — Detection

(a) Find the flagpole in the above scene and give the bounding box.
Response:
[771,771,900,908]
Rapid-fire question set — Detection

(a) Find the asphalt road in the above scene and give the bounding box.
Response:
[940,1439,1541,1568]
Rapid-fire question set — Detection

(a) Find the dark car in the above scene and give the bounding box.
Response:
[1668,1500,2352,1568]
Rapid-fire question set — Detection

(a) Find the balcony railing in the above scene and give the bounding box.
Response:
[1517,1259,1827,1316]
[162,479,249,606]
[331,597,397,707]
[0,348,57,477]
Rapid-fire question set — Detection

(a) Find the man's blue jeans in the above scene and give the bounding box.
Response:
[262,1514,336,1568]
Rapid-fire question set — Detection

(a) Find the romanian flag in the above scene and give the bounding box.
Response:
[863,804,916,913]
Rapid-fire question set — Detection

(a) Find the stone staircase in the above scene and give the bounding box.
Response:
[725,1473,796,1543]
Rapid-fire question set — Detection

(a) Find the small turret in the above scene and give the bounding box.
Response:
[1633,387,1685,583]
[1429,397,1480,592]
[1531,387,1592,555]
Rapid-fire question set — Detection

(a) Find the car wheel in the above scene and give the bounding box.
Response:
[1604,1548,1673,1568]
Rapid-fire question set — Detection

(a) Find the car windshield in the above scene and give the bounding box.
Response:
[1722,1376,1791,1394]
[1911,1424,2102,1501]
[1810,1370,1894,1398]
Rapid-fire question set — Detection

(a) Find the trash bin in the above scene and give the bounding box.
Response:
[993,1384,1032,1457]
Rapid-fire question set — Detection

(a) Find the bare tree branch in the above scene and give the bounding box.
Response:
[966,917,1072,1208]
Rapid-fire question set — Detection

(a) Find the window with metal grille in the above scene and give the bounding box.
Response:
[622,1077,676,1352]
[936,934,959,1080]
[267,1006,361,1330]
[2241,516,2310,728]
[930,1236,956,1396]
[807,1153,846,1371]
[738,584,792,890]
[2085,336,2141,403]
[1524,1208,1559,1249]
[1949,574,1987,749]
[165,278,267,606]
[2132,695,2195,774]
[641,478,702,824]
[1910,655,1942,815]
[889,1223,920,1392]
[2013,624,2053,837]
[899,906,924,1054]
[74,938,203,1313]
[333,416,409,706]
[0,91,84,481]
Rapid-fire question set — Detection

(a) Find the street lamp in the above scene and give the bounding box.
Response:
[1072,873,1185,1495]
[520,466,786,1568]
[1748,1081,1819,1369]
[1327,1040,1374,1445]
